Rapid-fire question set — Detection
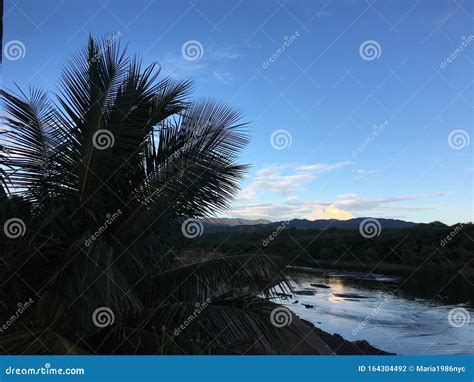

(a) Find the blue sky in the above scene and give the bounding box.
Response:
[3,0,473,224]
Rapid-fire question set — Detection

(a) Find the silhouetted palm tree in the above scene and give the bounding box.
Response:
[0,36,291,354]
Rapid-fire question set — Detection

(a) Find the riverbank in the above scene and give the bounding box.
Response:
[234,300,393,355]
[296,317,394,355]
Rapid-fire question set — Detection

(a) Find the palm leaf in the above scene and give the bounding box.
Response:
[0,35,294,355]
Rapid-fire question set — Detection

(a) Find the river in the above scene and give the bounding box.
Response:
[281,266,474,355]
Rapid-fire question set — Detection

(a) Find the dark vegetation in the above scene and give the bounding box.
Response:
[203,217,417,231]
[191,222,474,270]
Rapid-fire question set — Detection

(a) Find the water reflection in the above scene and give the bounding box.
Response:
[290,266,474,306]
[284,266,474,355]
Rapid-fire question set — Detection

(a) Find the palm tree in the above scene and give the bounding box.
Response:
[0,36,292,354]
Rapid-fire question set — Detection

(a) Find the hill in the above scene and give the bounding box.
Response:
[203,217,417,232]
[202,218,272,227]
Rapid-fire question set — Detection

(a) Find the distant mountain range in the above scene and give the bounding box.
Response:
[203,218,272,226]
[202,217,418,232]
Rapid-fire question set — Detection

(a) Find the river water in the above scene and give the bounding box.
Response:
[282,266,474,355]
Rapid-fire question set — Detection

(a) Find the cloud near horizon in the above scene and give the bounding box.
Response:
[229,162,450,221]
[227,191,450,222]
[310,204,354,220]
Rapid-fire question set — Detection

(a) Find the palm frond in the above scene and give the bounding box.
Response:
[1,88,71,200]
[114,100,249,238]
[0,329,88,355]
[140,254,291,303]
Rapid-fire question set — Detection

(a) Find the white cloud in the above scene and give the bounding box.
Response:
[208,45,245,60]
[237,161,352,199]
[159,44,244,83]
[336,192,449,212]
[352,169,378,179]
[310,204,353,220]
[297,162,352,173]
[238,188,257,200]
[159,54,207,79]
[228,203,293,219]
[353,169,378,174]
[337,193,357,198]
[213,70,233,83]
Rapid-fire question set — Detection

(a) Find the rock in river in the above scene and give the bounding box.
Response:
[310,283,331,289]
